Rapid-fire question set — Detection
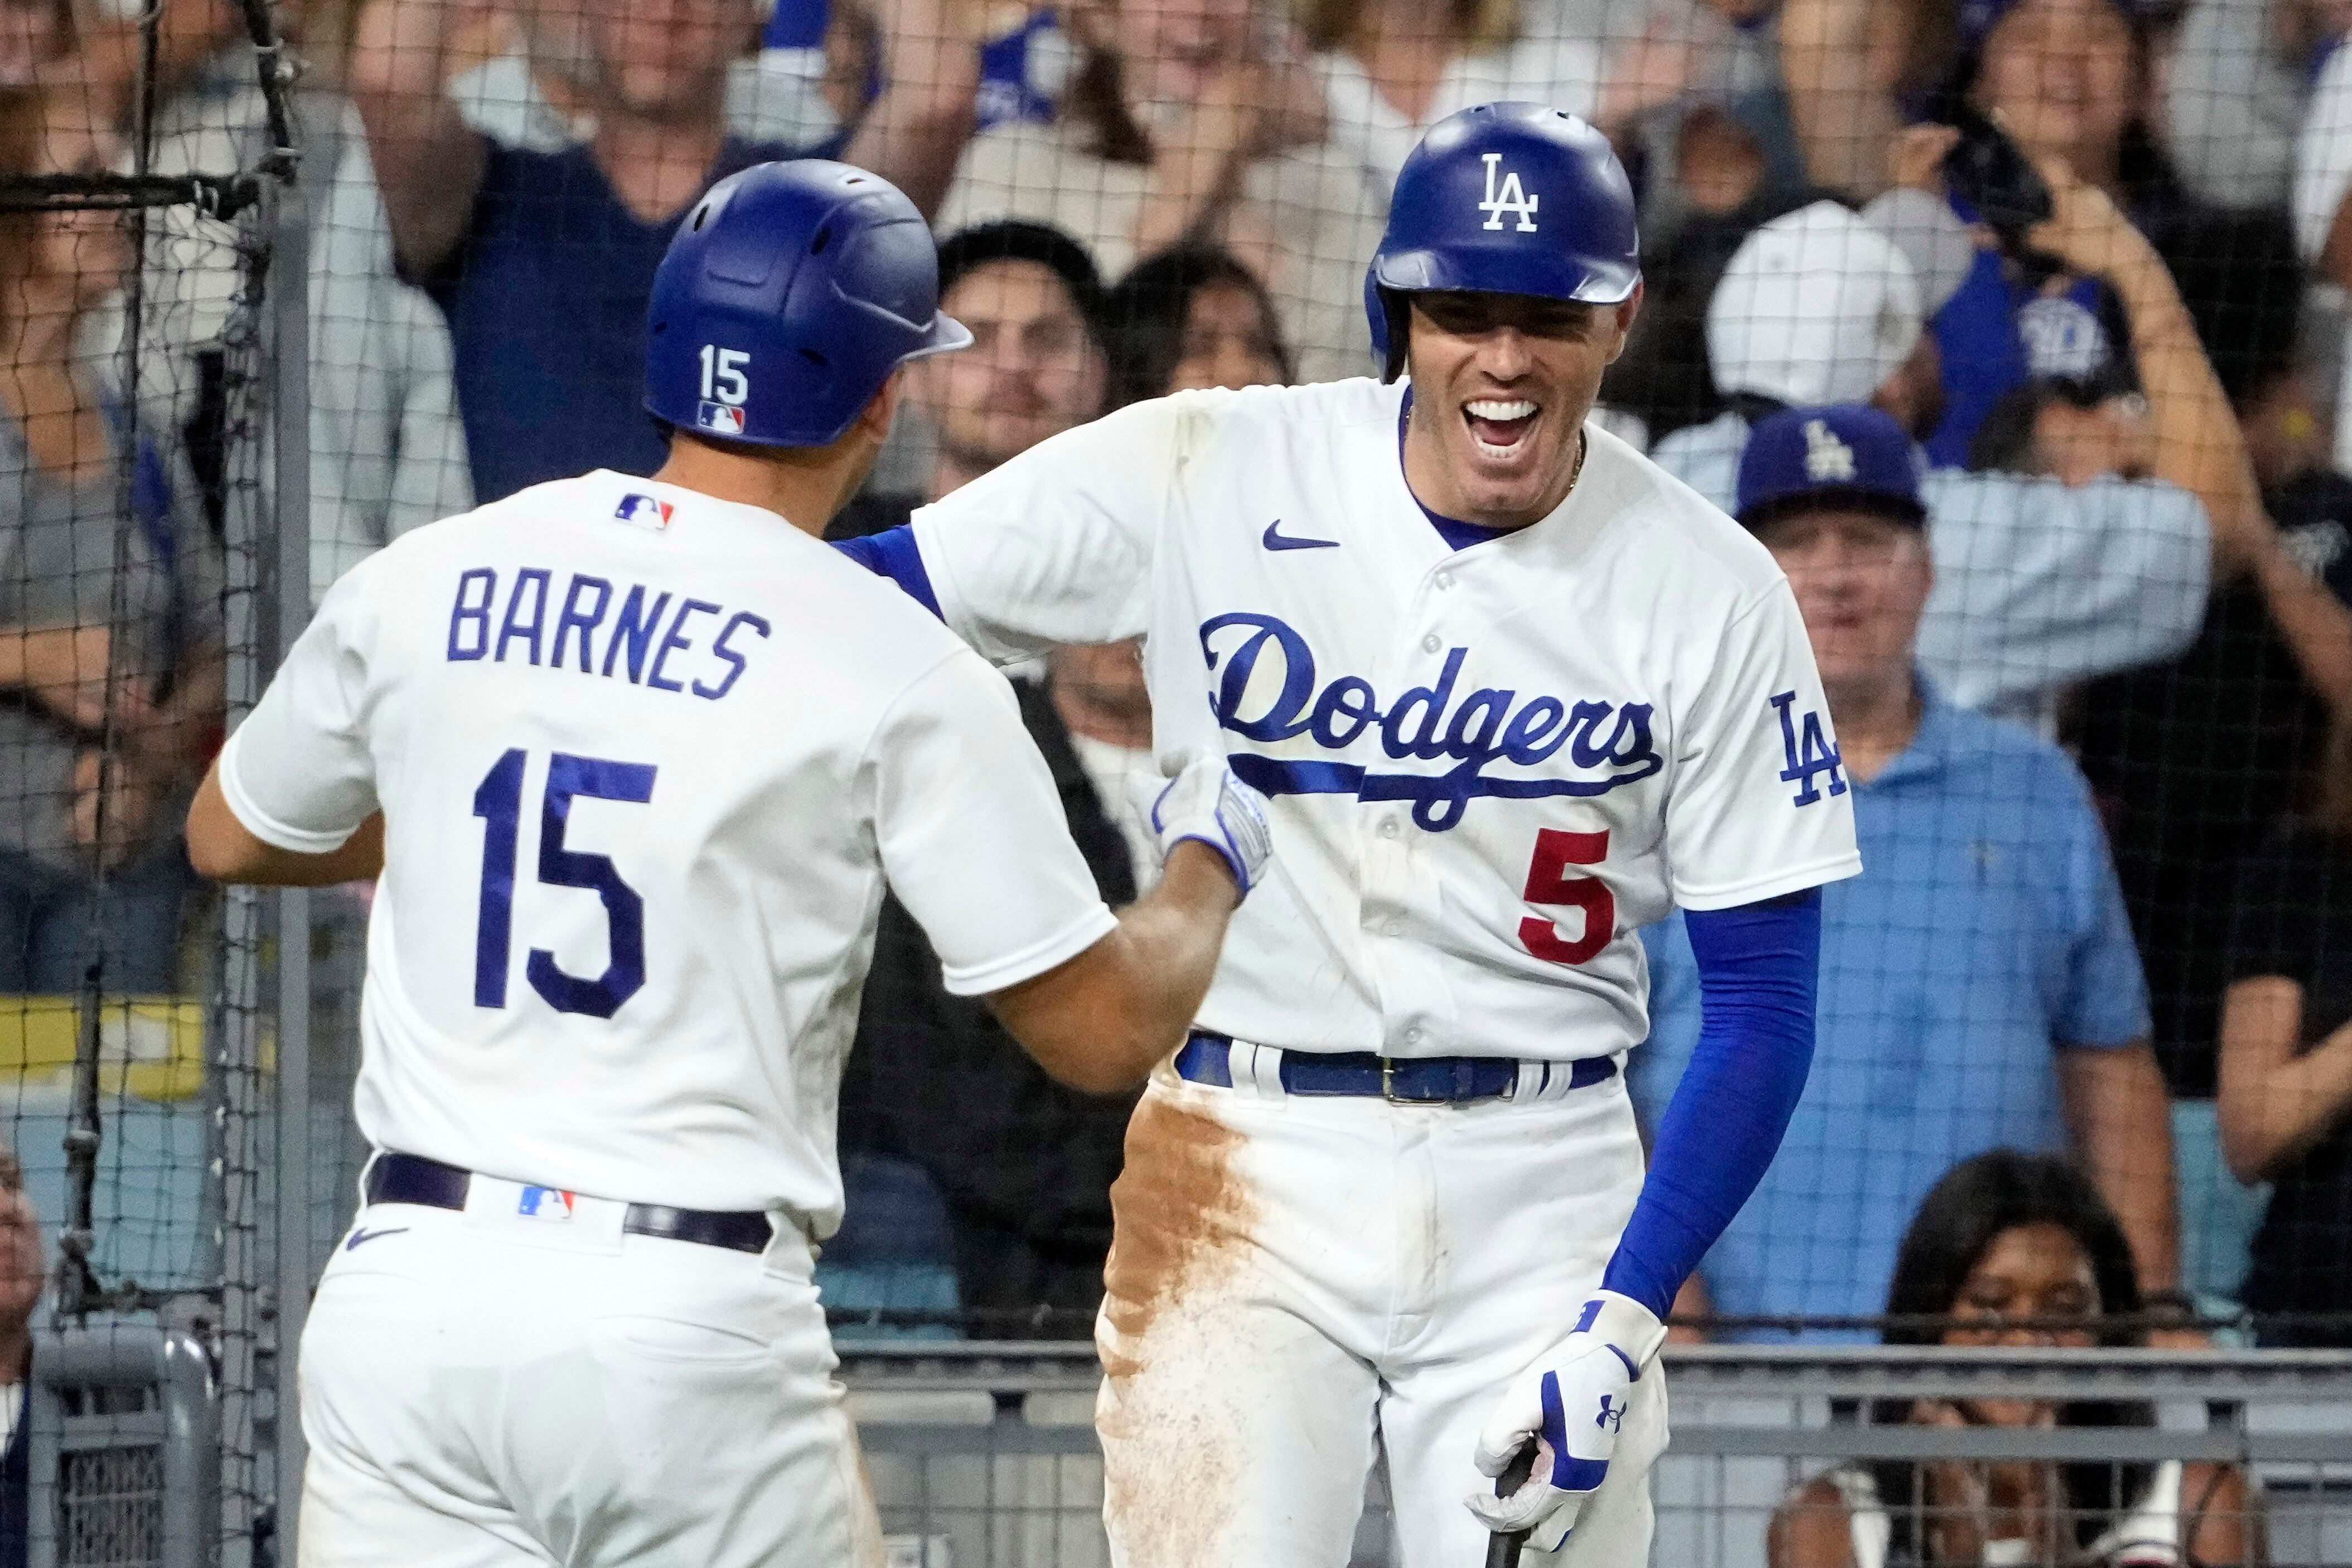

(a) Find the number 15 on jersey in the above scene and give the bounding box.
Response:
[472,747,657,1020]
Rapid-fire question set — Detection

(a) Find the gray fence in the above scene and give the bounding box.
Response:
[28,1323,217,1568]
[841,1343,2352,1568]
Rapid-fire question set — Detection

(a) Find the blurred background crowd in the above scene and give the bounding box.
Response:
[0,0,2348,1457]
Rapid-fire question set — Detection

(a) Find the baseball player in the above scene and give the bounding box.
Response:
[180,161,1273,1568]
[834,105,1862,1565]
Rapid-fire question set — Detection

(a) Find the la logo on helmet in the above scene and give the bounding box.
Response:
[1478,153,1539,233]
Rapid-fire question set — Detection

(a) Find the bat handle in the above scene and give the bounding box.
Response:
[1483,1443,1536,1568]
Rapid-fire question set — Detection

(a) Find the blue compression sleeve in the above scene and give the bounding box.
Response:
[831,525,942,618]
[1600,888,1821,1319]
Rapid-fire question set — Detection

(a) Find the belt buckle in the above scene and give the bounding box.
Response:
[1380,1057,1431,1105]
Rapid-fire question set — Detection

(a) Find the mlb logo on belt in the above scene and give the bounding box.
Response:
[613,492,674,529]
[516,1186,575,1222]
[696,401,746,435]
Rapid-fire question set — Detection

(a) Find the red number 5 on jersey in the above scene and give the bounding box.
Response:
[1519,828,1612,965]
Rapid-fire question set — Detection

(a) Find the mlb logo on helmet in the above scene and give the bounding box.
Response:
[516,1186,575,1222]
[613,493,674,529]
[696,401,746,435]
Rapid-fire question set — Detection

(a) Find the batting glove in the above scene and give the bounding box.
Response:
[1465,1291,1667,1551]
[1147,754,1274,896]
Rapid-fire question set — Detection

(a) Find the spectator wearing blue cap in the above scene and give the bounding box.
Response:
[1631,403,2188,1341]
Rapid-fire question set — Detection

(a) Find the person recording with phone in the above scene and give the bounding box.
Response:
[1827,0,2225,470]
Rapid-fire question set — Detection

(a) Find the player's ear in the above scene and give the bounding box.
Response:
[852,370,904,449]
[1604,281,1644,366]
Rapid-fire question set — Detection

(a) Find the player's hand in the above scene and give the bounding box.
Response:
[1145,754,1273,897]
[1465,1291,1666,1551]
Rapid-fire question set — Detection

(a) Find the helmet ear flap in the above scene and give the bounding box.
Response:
[1381,289,1412,384]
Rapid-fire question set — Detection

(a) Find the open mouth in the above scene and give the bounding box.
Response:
[1464,398,1540,459]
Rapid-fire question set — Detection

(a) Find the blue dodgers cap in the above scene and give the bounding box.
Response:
[1735,404,1929,531]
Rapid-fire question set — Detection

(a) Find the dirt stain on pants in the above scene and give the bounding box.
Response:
[1095,1088,1256,1568]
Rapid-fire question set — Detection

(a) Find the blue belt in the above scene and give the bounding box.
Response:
[1174,1032,1615,1104]
[365,1151,775,1255]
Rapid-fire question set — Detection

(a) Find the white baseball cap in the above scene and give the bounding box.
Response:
[1706,201,1924,409]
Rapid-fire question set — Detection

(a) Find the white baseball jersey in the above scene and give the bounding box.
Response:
[911,378,1861,1060]
[220,469,1115,1231]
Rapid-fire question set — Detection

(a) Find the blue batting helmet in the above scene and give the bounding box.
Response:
[1364,103,1640,381]
[645,159,971,448]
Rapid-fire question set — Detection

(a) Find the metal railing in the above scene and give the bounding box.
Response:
[27,1323,217,1568]
[840,1343,2352,1568]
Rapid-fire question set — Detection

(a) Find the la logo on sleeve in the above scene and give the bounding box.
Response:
[1770,691,1847,807]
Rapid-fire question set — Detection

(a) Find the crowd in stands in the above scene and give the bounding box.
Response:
[1,0,2350,1395]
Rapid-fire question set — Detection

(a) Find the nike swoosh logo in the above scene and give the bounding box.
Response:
[344,1226,408,1251]
[1262,518,1339,551]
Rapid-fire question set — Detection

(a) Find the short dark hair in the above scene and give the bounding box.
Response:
[934,221,1106,344]
[1098,245,1294,408]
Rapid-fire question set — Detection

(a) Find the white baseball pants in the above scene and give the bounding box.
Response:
[1095,1055,1666,1568]
[296,1180,883,1567]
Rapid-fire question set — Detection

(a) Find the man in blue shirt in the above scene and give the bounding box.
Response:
[1633,404,2186,1340]
[351,0,835,502]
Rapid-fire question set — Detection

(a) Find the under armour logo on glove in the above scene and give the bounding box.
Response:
[1465,1291,1668,1551]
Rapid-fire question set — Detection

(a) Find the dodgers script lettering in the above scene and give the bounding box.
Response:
[1199,612,1662,831]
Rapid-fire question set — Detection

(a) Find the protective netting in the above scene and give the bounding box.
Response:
[294,0,2352,1343]
[0,0,292,1560]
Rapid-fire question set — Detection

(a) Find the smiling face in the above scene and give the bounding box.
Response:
[1398,288,1638,529]
[1756,507,1933,700]
[1974,0,2139,173]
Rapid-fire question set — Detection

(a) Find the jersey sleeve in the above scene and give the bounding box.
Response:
[909,395,1187,667]
[867,648,1118,996]
[215,563,380,853]
[1665,579,1863,909]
